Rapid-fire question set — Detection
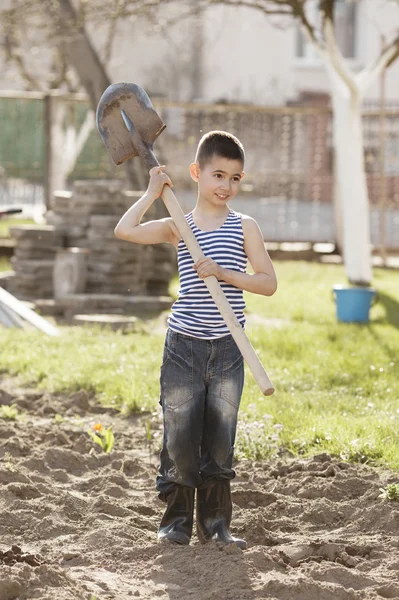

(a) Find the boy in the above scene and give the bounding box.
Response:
[114,131,277,549]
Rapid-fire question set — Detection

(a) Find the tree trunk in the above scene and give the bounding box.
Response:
[44,93,96,208]
[332,147,344,255]
[54,0,146,192]
[56,0,110,112]
[44,94,67,208]
[331,92,372,286]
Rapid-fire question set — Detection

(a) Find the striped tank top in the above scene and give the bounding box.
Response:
[167,209,248,339]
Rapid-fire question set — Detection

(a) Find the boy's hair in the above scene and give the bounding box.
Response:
[195,130,245,168]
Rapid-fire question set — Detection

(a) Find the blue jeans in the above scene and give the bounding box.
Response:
[156,329,244,500]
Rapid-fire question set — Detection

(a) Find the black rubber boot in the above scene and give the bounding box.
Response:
[196,479,246,549]
[158,485,195,545]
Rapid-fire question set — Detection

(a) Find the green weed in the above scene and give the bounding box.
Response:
[87,423,115,453]
[379,483,399,501]
[0,404,20,420]
[3,452,17,472]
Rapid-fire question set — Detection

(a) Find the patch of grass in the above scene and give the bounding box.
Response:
[0,404,20,420]
[379,483,399,501]
[0,217,35,238]
[0,325,165,412]
[238,262,399,468]
[1,261,399,468]
[235,417,282,461]
[0,257,11,272]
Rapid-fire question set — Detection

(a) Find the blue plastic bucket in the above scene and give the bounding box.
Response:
[333,285,376,323]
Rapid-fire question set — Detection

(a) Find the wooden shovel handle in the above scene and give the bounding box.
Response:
[161,185,275,396]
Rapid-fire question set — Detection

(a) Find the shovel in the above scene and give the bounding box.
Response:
[96,82,274,396]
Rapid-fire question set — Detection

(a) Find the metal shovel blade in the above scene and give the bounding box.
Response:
[96,82,166,165]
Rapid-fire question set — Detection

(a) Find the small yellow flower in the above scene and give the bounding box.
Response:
[93,423,103,432]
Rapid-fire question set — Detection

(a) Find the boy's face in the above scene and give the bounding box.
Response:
[190,155,244,206]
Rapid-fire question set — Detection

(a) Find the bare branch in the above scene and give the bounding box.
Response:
[104,14,119,64]
[205,0,292,15]
[2,8,42,90]
[49,44,69,89]
[319,0,334,22]
[293,0,325,52]
[356,32,399,94]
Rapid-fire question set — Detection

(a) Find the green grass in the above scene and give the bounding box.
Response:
[0,325,165,414]
[0,257,11,272]
[1,261,399,468]
[0,217,35,238]
[239,262,399,467]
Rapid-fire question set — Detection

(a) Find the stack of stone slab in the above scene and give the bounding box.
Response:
[46,180,132,248]
[85,213,153,295]
[8,226,63,299]
[45,179,175,297]
[7,180,176,317]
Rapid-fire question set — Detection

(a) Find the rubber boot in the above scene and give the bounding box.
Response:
[158,485,195,545]
[196,479,246,549]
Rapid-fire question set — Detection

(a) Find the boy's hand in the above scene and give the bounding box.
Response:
[147,166,173,199]
[193,257,223,280]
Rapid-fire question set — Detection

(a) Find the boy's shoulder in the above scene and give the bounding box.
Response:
[232,212,263,248]
[232,211,259,231]
[234,211,252,220]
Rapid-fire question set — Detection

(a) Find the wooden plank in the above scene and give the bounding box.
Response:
[0,287,60,336]
[0,90,88,101]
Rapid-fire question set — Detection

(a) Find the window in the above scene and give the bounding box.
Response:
[296,0,357,61]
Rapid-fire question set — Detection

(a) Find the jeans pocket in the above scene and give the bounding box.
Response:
[160,334,194,409]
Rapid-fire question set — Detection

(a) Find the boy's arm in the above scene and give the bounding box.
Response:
[194,216,277,296]
[114,166,180,247]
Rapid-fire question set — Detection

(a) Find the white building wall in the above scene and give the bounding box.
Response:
[200,6,295,105]
[104,9,197,101]
[106,0,399,105]
[359,0,399,102]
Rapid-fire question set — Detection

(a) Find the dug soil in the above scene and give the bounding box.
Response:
[0,376,399,600]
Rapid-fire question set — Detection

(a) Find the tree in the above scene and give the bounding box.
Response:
[0,0,148,193]
[3,0,398,286]
[1,1,102,194]
[111,0,399,286]
[0,0,204,194]
[200,0,399,286]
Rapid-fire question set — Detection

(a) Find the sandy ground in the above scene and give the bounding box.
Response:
[1,376,399,600]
